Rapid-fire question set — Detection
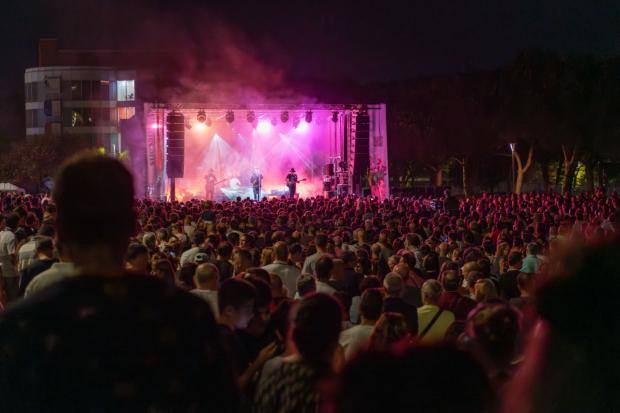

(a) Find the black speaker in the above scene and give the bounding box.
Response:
[352,113,370,177]
[166,111,185,178]
[324,163,335,176]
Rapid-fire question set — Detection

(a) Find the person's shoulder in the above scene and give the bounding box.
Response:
[441,307,455,319]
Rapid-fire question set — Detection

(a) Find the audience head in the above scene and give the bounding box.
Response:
[297,274,316,297]
[369,312,409,351]
[194,263,219,290]
[217,278,256,329]
[292,293,342,368]
[383,272,404,297]
[53,153,136,272]
[359,288,384,323]
[315,255,334,281]
[421,279,442,305]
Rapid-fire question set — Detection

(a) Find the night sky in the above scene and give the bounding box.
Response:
[2,0,619,98]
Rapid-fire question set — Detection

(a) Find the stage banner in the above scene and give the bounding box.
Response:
[369,104,389,199]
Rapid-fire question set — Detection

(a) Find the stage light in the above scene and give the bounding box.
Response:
[197,110,207,123]
[194,122,206,131]
[280,111,289,123]
[297,119,309,133]
[247,111,256,124]
[271,117,277,127]
[305,111,312,123]
[257,119,272,134]
[331,111,339,123]
[225,111,235,123]
[150,123,162,129]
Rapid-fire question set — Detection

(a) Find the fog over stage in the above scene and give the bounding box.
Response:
[144,103,388,201]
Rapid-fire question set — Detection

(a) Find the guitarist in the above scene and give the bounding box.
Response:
[285,168,298,199]
[250,168,263,201]
[204,169,217,201]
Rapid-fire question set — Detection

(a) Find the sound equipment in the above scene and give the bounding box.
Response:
[166,111,185,178]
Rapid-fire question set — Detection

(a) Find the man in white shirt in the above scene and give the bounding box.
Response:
[262,241,300,297]
[340,288,383,359]
[302,234,329,275]
[17,224,55,273]
[24,259,76,298]
[190,263,220,318]
[0,214,20,301]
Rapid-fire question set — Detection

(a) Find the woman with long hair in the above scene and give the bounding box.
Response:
[368,312,410,351]
[255,293,343,413]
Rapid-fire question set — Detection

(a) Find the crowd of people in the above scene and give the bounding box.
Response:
[0,153,618,412]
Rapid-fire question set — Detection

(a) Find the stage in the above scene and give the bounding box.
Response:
[143,103,388,201]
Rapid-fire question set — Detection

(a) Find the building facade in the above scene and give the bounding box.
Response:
[24,66,136,155]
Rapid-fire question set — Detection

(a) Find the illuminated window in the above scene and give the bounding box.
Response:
[117,80,135,101]
[118,107,136,120]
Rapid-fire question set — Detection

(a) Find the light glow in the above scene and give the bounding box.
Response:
[257,120,272,134]
[297,120,309,133]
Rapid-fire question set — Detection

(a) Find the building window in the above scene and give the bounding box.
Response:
[64,107,113,127]
[71,81,82,100]
[26,109,38,128]
[100,80,110,100]
[82,81,92,100]
[117,80,135,101]
[25,83,38,102]
[118,107,136,120]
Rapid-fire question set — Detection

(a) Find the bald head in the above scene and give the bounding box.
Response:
[194,263,219,290]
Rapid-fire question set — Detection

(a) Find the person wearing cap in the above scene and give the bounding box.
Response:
[285,168,298,199]
[179,230,206,266]
[382,272,418,334]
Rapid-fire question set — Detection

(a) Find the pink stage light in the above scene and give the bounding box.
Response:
[297,120,309,133]
[194,122,207,131]
[257,120,272,134]
[151,123,162,129]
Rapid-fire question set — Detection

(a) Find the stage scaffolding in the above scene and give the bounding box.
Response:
[143,103,388,200]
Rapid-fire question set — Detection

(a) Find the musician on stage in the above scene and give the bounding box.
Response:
[285,168,298,199]
[250,168,263,201]
[204,168,217,201]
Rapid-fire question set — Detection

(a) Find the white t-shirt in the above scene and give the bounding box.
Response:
[17,239,37,272]
[316,280,336,295]
[0,229,18,278]
[179,247,200,266]
[24,262,77,297]
[339,324,374,360]
[262,261,301,297]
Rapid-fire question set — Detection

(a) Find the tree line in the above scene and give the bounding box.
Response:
[383,51,620,195]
